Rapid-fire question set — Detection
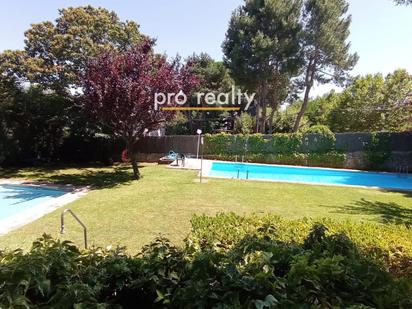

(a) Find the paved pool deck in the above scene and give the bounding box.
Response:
[168,158,213,177]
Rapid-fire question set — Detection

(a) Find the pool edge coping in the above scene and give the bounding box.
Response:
[0,180,90,235]
[203,174,412,192]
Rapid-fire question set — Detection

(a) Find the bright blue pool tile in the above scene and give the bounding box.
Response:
[209,162,412,191]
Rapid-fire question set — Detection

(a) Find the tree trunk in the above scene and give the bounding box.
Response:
[293,81,313,132]
[261,98,267,134]
[293,51,319,133]
[255,102,261,133]
[256,83,269,133]
[268,105,277,134]
[127,140,140,180]
[186,111,194,133]
[130,152,140,180]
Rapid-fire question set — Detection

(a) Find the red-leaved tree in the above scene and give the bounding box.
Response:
[80,39,198,179]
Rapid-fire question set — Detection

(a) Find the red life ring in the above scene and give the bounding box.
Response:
[121,149,131,162]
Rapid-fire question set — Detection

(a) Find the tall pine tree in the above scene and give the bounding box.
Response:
[223,0,303,133]
[293,0,358,132]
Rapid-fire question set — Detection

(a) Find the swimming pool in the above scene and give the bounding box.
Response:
[0,183,82,235]
[0,184,67,220]
[208,162,412,191]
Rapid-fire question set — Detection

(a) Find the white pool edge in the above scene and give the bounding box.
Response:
[203,159,405,175]
[204,174,404,191]
[197,160,411,192]
[0,181,90,235]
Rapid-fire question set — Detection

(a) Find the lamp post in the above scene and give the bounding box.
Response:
[196,129,202,159]
[200,134,204,183]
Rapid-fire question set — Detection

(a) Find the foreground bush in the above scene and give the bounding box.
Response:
[189,214,412,278]
[1,215,411,308]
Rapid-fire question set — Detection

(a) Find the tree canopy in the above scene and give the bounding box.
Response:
[0,5,147,167]
[222,0,358,134]
[329,69,412,132]
[0,81,70,165]
[0,6,143,93]
[185,53,235,133]
[223,0,303,133]
[80,39,198,179]
[279,69,412,133]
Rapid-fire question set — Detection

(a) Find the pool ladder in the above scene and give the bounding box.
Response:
[236,168,250,180]
[60,209,88,249]
[396,165,409,175]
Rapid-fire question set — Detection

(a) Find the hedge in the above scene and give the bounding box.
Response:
[204,132,337,155]
[1,214,411,307]
[204,152,346,168]
[364,132,392,170]
[203,132,345,168]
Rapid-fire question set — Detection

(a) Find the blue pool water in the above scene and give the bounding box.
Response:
[0,184,67,220]
[209,162,412,191]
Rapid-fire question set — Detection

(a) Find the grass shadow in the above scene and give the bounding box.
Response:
[380,188,412,199]
[324,198,412,227]
[0,164,143,189]
[46,169,134,189]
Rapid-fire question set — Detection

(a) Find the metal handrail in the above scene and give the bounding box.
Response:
[60,209,88,249]
[397,165,409,175]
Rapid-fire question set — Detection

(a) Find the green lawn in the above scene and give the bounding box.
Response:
[1,164,411,253]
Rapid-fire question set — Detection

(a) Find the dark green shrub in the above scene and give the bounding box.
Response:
[1,215,411,308]
[1,88,70,165]
[302,125,336,153]
[205,133,269,156]
[304,124,334,135]
[307,151,346,168]
[59,134,123,164]
[364,132,391,169]
[233,113,255,134]
[165,112,191,135]
[246,134,268,154]
[269,133,303,154]
[204,133,235,155]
